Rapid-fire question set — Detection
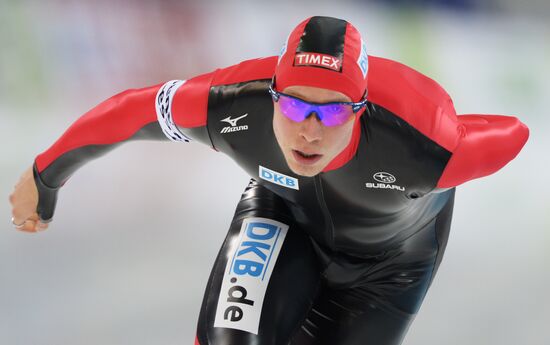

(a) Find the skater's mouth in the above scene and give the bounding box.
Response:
[292,149,323,165]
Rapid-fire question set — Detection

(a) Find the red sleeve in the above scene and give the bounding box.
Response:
[36,84,162,174]
[367,56,461,152]
[367,56,529,188]
[171,56,278,128]
[171,72,215,128]
[436,114,529,188]
[35,57,278,184]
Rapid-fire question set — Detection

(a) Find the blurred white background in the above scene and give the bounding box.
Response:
[1,0,549,344]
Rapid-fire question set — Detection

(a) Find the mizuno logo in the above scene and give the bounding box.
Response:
[220,114,249,134]
[221,114,248,127]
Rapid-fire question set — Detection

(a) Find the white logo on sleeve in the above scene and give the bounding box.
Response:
[214,217,289,334]
[220,114,249,134]
[366,171,405,191]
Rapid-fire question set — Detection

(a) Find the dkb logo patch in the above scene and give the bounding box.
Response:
[259,165,299,190]
[213,218,289,334]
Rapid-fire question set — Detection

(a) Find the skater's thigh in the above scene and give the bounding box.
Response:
[196,180,322,345]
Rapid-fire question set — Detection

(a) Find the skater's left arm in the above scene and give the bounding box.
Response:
[436,113,529,188]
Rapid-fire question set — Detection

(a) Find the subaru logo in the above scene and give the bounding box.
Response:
[373,172,396,184]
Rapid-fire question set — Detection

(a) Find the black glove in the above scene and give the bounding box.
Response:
[33,162,60,223]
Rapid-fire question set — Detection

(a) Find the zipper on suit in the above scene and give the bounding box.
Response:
[313,174,336,250]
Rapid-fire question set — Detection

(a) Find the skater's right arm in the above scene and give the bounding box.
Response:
[9,56,279,232]
[9,71,216,232]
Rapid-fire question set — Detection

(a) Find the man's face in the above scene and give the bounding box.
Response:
[272,85,356,177]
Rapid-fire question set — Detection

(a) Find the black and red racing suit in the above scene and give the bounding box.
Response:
[32,55,529,345]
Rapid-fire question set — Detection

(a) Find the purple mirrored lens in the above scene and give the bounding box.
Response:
[277,94,353,126]
[278,95,310,122]
[317,104,353,126]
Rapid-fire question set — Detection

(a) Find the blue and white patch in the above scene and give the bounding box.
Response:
[155,80,191,142]
[259,165,299,190]
[277,33,290,63]
[356,38,368,78]
[214,217,289,334]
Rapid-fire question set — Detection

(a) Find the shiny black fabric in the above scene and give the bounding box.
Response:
[33,75,458,344]
[197,180,455,345]
[192,80,452,258]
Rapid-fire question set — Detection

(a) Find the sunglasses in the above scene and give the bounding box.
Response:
[268,82,367,127]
